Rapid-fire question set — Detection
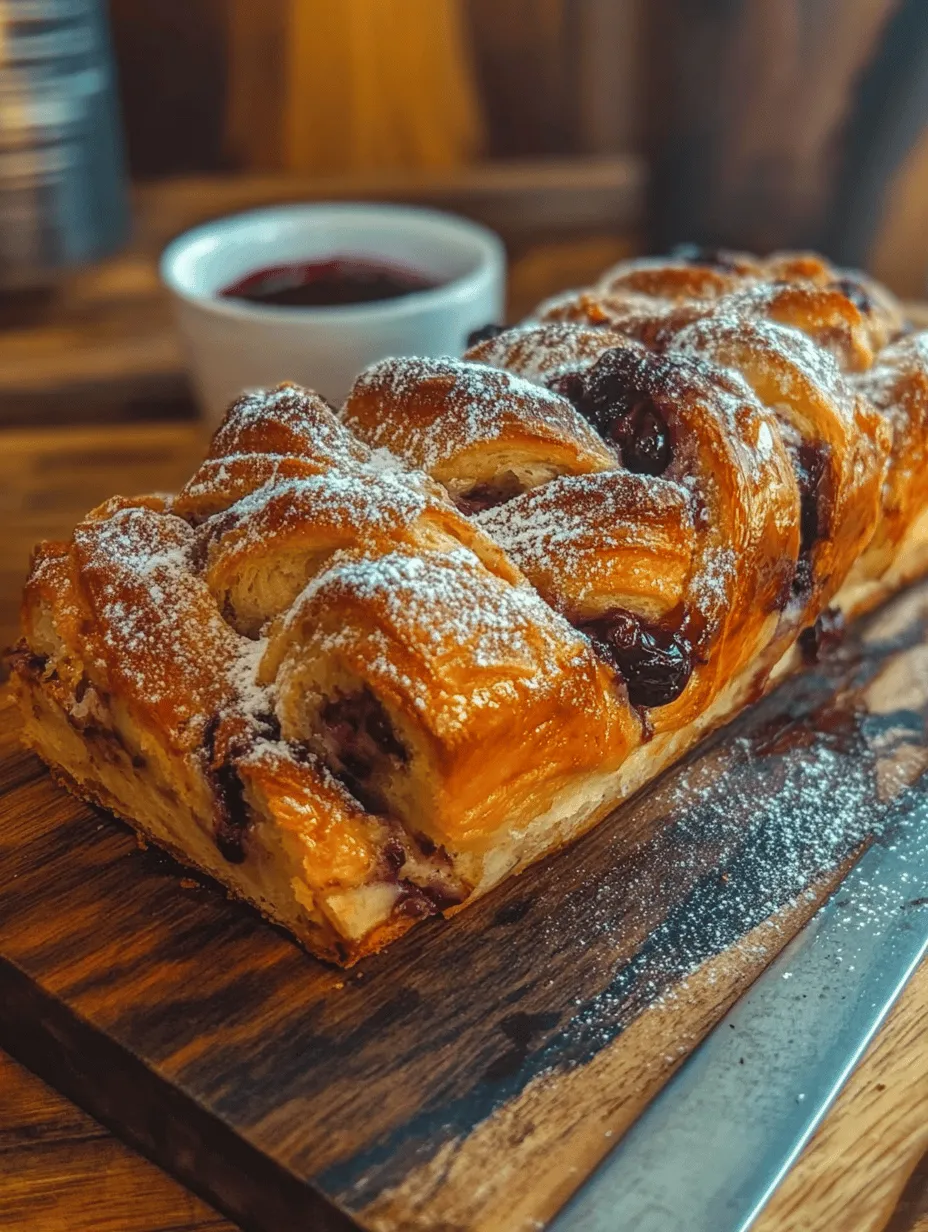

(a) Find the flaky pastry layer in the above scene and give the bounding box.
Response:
[11,254,928,965]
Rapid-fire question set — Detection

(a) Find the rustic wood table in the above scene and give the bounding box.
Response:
[0,172,925,1232]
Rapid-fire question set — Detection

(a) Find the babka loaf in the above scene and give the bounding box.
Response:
[11,248,928,964]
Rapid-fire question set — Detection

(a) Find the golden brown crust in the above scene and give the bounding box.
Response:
[536,250,905,366]
[207,382,370,466]
[197,467,522,636]
[261,548,637,849]
[475,471,694,621]
[12,252,928,965]
[342,356,618,509]
[175,382,370,523]
[673,315,890,622]
[856,332,928,575]
[573,343,801,729]
[463,321,629,390]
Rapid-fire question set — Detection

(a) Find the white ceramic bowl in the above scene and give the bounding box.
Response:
[160,202,506,423]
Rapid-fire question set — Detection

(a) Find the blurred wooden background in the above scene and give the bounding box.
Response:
[108,0,643,175]
[105,0,928,296]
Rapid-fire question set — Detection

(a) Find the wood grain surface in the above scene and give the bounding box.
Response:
[2,967,925,1232]
[646,0,918,261]
[2,470,928,1228]
[0,251,925,1229]
[757,958,928,1232]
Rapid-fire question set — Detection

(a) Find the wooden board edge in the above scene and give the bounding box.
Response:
[0,955,357,1232]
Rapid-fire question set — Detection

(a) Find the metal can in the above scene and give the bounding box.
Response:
[0,0,129,288]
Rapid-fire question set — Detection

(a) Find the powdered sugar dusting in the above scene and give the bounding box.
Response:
[674,308,851,417]
[205,467,436,554]
[476,471,692,596]
[859,329,928,407]
[468,322,626,387]
[346,356,609,472]
[209,382,368,466]
[74,507,238,718]
[225,633,274,723]
[284,548,592,723]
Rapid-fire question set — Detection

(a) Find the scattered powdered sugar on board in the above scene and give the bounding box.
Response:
[323,587,928,1207]
[516,600,928,1066]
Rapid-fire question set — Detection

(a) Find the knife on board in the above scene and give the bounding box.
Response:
[550,792,928,1232]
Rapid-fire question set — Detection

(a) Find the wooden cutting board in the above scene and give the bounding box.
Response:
[3,575,928,1232]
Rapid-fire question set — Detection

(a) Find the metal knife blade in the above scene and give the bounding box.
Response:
[550,793,928,1232]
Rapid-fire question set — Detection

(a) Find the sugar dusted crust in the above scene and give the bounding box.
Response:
[11,252,928,965]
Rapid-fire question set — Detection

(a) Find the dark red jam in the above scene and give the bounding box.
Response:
[578,608,693,707]
[220,257,439,308]
[576,351,673,476]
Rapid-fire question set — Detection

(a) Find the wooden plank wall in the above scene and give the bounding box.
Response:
[110,1,648,175]
[48,1,928,293]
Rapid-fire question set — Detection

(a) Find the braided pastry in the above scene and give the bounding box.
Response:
[11,250,928,965]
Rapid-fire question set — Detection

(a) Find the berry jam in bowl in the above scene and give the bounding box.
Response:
[160,203,505,422]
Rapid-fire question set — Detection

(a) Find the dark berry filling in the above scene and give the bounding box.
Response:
[453,471,525,515]
[575,352,673,476]
[606,397,673,475]
[318,688,408,812]
[578,608,693,708]
[669,243,743,273]
[213,760,251,864]
[830,277,874,315]
[395,880,464,918]
[791,441,833,596]
[547,371,585,404]
[202,715,252,864]
[466,322,505,348]
[381,836,407,875]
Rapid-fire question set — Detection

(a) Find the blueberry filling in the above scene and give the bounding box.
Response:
[578,608,694,707]
[792,441,832,595]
